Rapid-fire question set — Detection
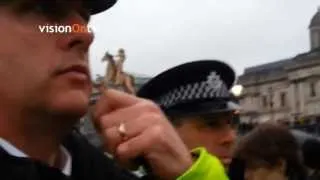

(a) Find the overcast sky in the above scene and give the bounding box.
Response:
[88,0,320,78]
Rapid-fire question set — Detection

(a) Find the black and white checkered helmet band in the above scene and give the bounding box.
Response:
[157,71,230,109]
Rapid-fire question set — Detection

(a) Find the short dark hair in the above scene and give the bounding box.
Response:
[233,123,306,179]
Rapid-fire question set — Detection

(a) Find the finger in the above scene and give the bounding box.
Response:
[101,112,162,152]
[116,125,192,178]
[115,125,165,166]
[121,113,161,138]
[97,101,161,130]
[102,113,161,153]
[102,127,124,155]
[93,89,143,119]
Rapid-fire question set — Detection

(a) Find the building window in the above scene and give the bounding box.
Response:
[311,31,320,49]
[310,82,316,97]
[280,92,286,107]
[262,96,268,107]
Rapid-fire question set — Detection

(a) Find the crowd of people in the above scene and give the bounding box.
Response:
[237,120,320,136]
[0,1,319,180]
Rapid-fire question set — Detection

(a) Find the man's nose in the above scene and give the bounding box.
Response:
[221,128,237,146]
[56,13,94,53]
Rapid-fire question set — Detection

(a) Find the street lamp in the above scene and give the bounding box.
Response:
[231,84,243,115]
[231,84,244,97]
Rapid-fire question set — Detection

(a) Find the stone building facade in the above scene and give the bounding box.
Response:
[238,8,320,128]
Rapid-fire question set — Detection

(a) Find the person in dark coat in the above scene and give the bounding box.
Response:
[291,130,320,180]
[0,1,220,180]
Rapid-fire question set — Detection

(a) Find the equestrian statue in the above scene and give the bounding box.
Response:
[100,48,136,95]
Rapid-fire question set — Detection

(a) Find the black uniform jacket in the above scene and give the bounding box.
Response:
[0,132,148,180]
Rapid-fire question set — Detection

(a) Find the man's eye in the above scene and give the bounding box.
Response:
[77,9,90,22]
[34,3,70,21]
[14,1,90,22]
[16,2,68,21]
[205,120,225,128]
[36,3,90,22]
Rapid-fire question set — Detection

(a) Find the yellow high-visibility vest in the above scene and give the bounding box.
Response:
[177,147,229,180]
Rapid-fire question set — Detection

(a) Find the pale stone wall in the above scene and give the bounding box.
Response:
[239,62,320,124]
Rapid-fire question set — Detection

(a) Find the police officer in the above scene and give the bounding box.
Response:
[138,60,240,169]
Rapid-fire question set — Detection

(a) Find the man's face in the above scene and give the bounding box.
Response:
[175,112,237,168]
[0,1,93,118]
